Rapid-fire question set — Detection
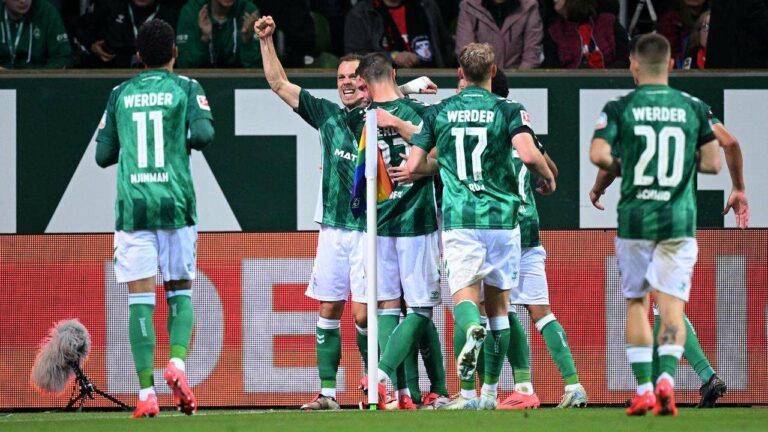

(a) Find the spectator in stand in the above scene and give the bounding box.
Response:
[542,0,629,68]
[657,0,709,63]
[344,0,453,68]
[0,0,72,68]
[258,0,315,67]
[455,0,543,69]
[538,0,618,26]
[76,0,178,68]
[176,0,261,68]
[679,9,708,69]
[707,0,768,68]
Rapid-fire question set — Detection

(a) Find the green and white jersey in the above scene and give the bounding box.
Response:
[513,142,545,248]
[412,86,533,230]
[296,89,366,232]
[592,85,716,240]
[348,97,437,237]
[97,70,213,231]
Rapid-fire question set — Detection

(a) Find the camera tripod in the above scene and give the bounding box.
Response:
[65,361,130,411]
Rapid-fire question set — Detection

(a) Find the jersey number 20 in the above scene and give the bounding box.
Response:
[132,110,165,169]
[633,125,685,187]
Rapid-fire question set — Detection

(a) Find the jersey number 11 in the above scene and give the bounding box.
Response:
[132,110,165,169]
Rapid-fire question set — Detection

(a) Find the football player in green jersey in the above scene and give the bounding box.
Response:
[409,43,556,410]
[351,53,441,410]
[255,16,368,410]
[590,43,749,409]
[95,20,215,418]
[589,34,721,417]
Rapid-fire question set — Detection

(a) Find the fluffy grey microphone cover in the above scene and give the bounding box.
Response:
[31,319,91,394]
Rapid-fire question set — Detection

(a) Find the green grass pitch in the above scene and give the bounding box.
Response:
[2,408,767,432]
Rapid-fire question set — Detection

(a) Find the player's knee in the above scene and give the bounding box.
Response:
[526,304,552,322]
[318,301,345,320]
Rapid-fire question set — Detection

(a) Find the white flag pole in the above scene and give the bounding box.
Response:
[365,109,379,409]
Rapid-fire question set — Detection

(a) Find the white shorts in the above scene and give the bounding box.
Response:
[360,232,442,306]
[510,246,549,305]
[615,237,698,302]
[442,227,521,296]
[305,225,366,303]
[114,225,197,283]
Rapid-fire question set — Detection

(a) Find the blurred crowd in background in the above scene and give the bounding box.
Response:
[1,0,766,70]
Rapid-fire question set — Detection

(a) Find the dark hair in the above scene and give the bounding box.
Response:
[356,52,393,84]
[563,0,599,22]
[339,53,363,65]
[490,67,508,98]
[136,20,175,67]
[631,33,671,72]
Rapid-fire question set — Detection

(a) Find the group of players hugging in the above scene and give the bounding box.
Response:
[94,14,749,418]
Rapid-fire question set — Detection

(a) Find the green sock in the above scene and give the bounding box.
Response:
[652,316,661,383]
[128,294,156,389]
[356,324,368,370]
[378,310,400,389]
[627,346,653,386]
[380,313,429,376]
[419,320,447,396]
[405,345,421,401]
[483,327,510,386]
[166,291,193,361]
[453,301,481,334]
[316,319,341,390]
[538,315,579,385]
[683,314,716,383]
[476,318,487,386]
[658,344,684,381]
[507,311,531,384]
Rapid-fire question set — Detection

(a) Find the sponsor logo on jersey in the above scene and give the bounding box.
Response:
[333,148,357,161]
[521,110,532,127]
[197,95,210,111]
[116,14,125,24]
[595,112,608,129]
[98,111,107,129]
[56,33,68,42]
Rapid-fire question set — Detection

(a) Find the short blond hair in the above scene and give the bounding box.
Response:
[459,43,495,84]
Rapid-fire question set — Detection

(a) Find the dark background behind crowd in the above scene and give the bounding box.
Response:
[1,0,766,69]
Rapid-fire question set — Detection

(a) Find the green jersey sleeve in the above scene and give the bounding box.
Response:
[411,104,438,152]
[296,89,339,130]
[186,79,214,123]
[592,101,620,145]
[95,87,120,167]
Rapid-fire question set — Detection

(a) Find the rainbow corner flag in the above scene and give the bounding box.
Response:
[350,113,394,219]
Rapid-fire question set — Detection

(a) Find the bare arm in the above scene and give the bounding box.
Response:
[376,107,419,142]
[406,146,434,177]
[697,140,722,174]
[589,168,618,210]
[589,137,621,175]
[543,152,558,178]
[513,133,555,194]
[713,123,749,227]
[254,16,301,109]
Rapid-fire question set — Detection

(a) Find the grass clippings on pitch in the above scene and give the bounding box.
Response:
[1,408,767,432]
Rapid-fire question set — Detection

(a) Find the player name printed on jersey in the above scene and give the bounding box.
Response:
[123,92,174,108]
[631,106,686,123]
[130,172,169,184]
[446,110,495,123]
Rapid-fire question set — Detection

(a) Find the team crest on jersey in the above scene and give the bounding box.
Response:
[520,110,532,127]
[98,111,107,129]
[594,112,608,129]
[196,95,210,111]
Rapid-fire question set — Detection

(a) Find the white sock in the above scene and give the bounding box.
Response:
[138,387,155,401]
[397,388,411,399]
[377,368,390,385]
[658,372,675,387]
[170,357,185,372]
[320,387,336,399]
[637,382,654,395]
[515,383,534,395]
[481,383,498,395]
[460,389,477,399]
[565,383,582,392]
